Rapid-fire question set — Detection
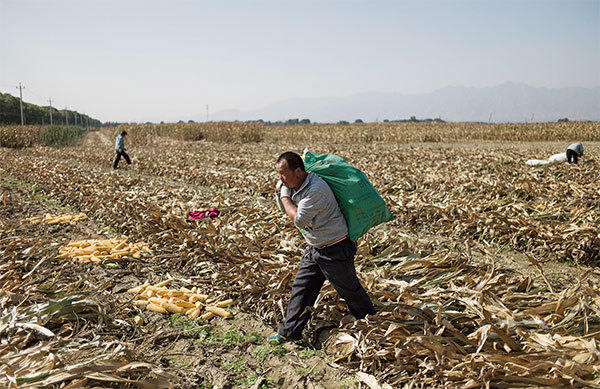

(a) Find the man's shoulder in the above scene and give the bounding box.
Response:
[304,173,334,197]
[306,172,328,188]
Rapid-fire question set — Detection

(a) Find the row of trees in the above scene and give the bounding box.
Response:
[255,117,446,125]
[0,93,102,127]
[257,117,446,125]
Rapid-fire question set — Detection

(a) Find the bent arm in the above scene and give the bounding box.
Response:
[280,196,298,221]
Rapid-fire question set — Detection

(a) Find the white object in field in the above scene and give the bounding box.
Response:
[548,152,567,163]
[526,159,549,166]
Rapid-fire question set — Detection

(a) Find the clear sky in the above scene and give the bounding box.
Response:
[1,0,598,123]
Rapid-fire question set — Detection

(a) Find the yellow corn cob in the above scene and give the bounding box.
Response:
[148,297,168,306]
[216,299,234,308]
[160,301,185,314]
[156,279,172,287]
[200,312,214,321]
[174,300,196,309]
[206,306,232,318]
[190,294,208,303]
[185,307,196,316]
[147,303,167,313]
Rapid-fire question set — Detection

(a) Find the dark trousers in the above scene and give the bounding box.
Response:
[278,237,375,340]
[112,150,131,169]
[566,149,578,164]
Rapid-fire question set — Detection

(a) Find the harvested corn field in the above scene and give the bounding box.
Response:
[1,122,599,388]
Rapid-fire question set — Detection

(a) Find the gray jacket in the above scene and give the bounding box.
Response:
[276,172,348,248]
[567,143,583,156]
[115,135,125,152]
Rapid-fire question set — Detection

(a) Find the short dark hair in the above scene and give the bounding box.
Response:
[121,131,128,135]
[277,151,305,172]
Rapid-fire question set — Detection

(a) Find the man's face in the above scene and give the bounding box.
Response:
[276,160,302,189]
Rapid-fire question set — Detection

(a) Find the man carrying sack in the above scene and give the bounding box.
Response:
[269,151,376,344]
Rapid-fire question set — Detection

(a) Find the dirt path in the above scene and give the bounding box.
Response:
[79,128,112,148]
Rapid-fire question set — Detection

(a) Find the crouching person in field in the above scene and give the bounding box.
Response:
[269,151,375,344]
[113,130,132,170]
[566,142,584,164]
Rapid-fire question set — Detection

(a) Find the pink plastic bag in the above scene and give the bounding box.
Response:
[188,207,220,220]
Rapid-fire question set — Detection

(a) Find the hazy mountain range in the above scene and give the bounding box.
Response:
[203,82,599,123]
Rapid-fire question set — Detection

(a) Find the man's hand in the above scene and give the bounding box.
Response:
[276,180,296,220]
[276,180,292,198]
[280,185,292,198]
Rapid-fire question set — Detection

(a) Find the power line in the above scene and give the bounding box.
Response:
[0,80,19,90]
[2,83,97,125]
[24,87,47,103]
[2,84,49,107]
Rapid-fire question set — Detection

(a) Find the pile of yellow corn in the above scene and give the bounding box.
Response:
[27,212,88,225]
[57,236,152,262]
[127,279,234,321]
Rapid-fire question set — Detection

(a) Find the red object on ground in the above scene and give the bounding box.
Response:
[188,208,220,220]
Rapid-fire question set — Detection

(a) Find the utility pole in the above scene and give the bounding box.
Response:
[16,82,25,125]
[65,107,68,125]
[48,98,53,125]
[530,113,535,123]
[488,112,493,124]
[206,104,209,122]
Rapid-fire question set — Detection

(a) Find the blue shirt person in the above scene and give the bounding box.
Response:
[112,130,132,169]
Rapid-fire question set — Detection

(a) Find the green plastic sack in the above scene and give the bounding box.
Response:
[304,151,394,241]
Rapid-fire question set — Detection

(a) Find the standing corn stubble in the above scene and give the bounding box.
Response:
[269,151,376,344]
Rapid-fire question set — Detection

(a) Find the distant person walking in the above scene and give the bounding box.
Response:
[112,130,131,170]
[566,142,584,164]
